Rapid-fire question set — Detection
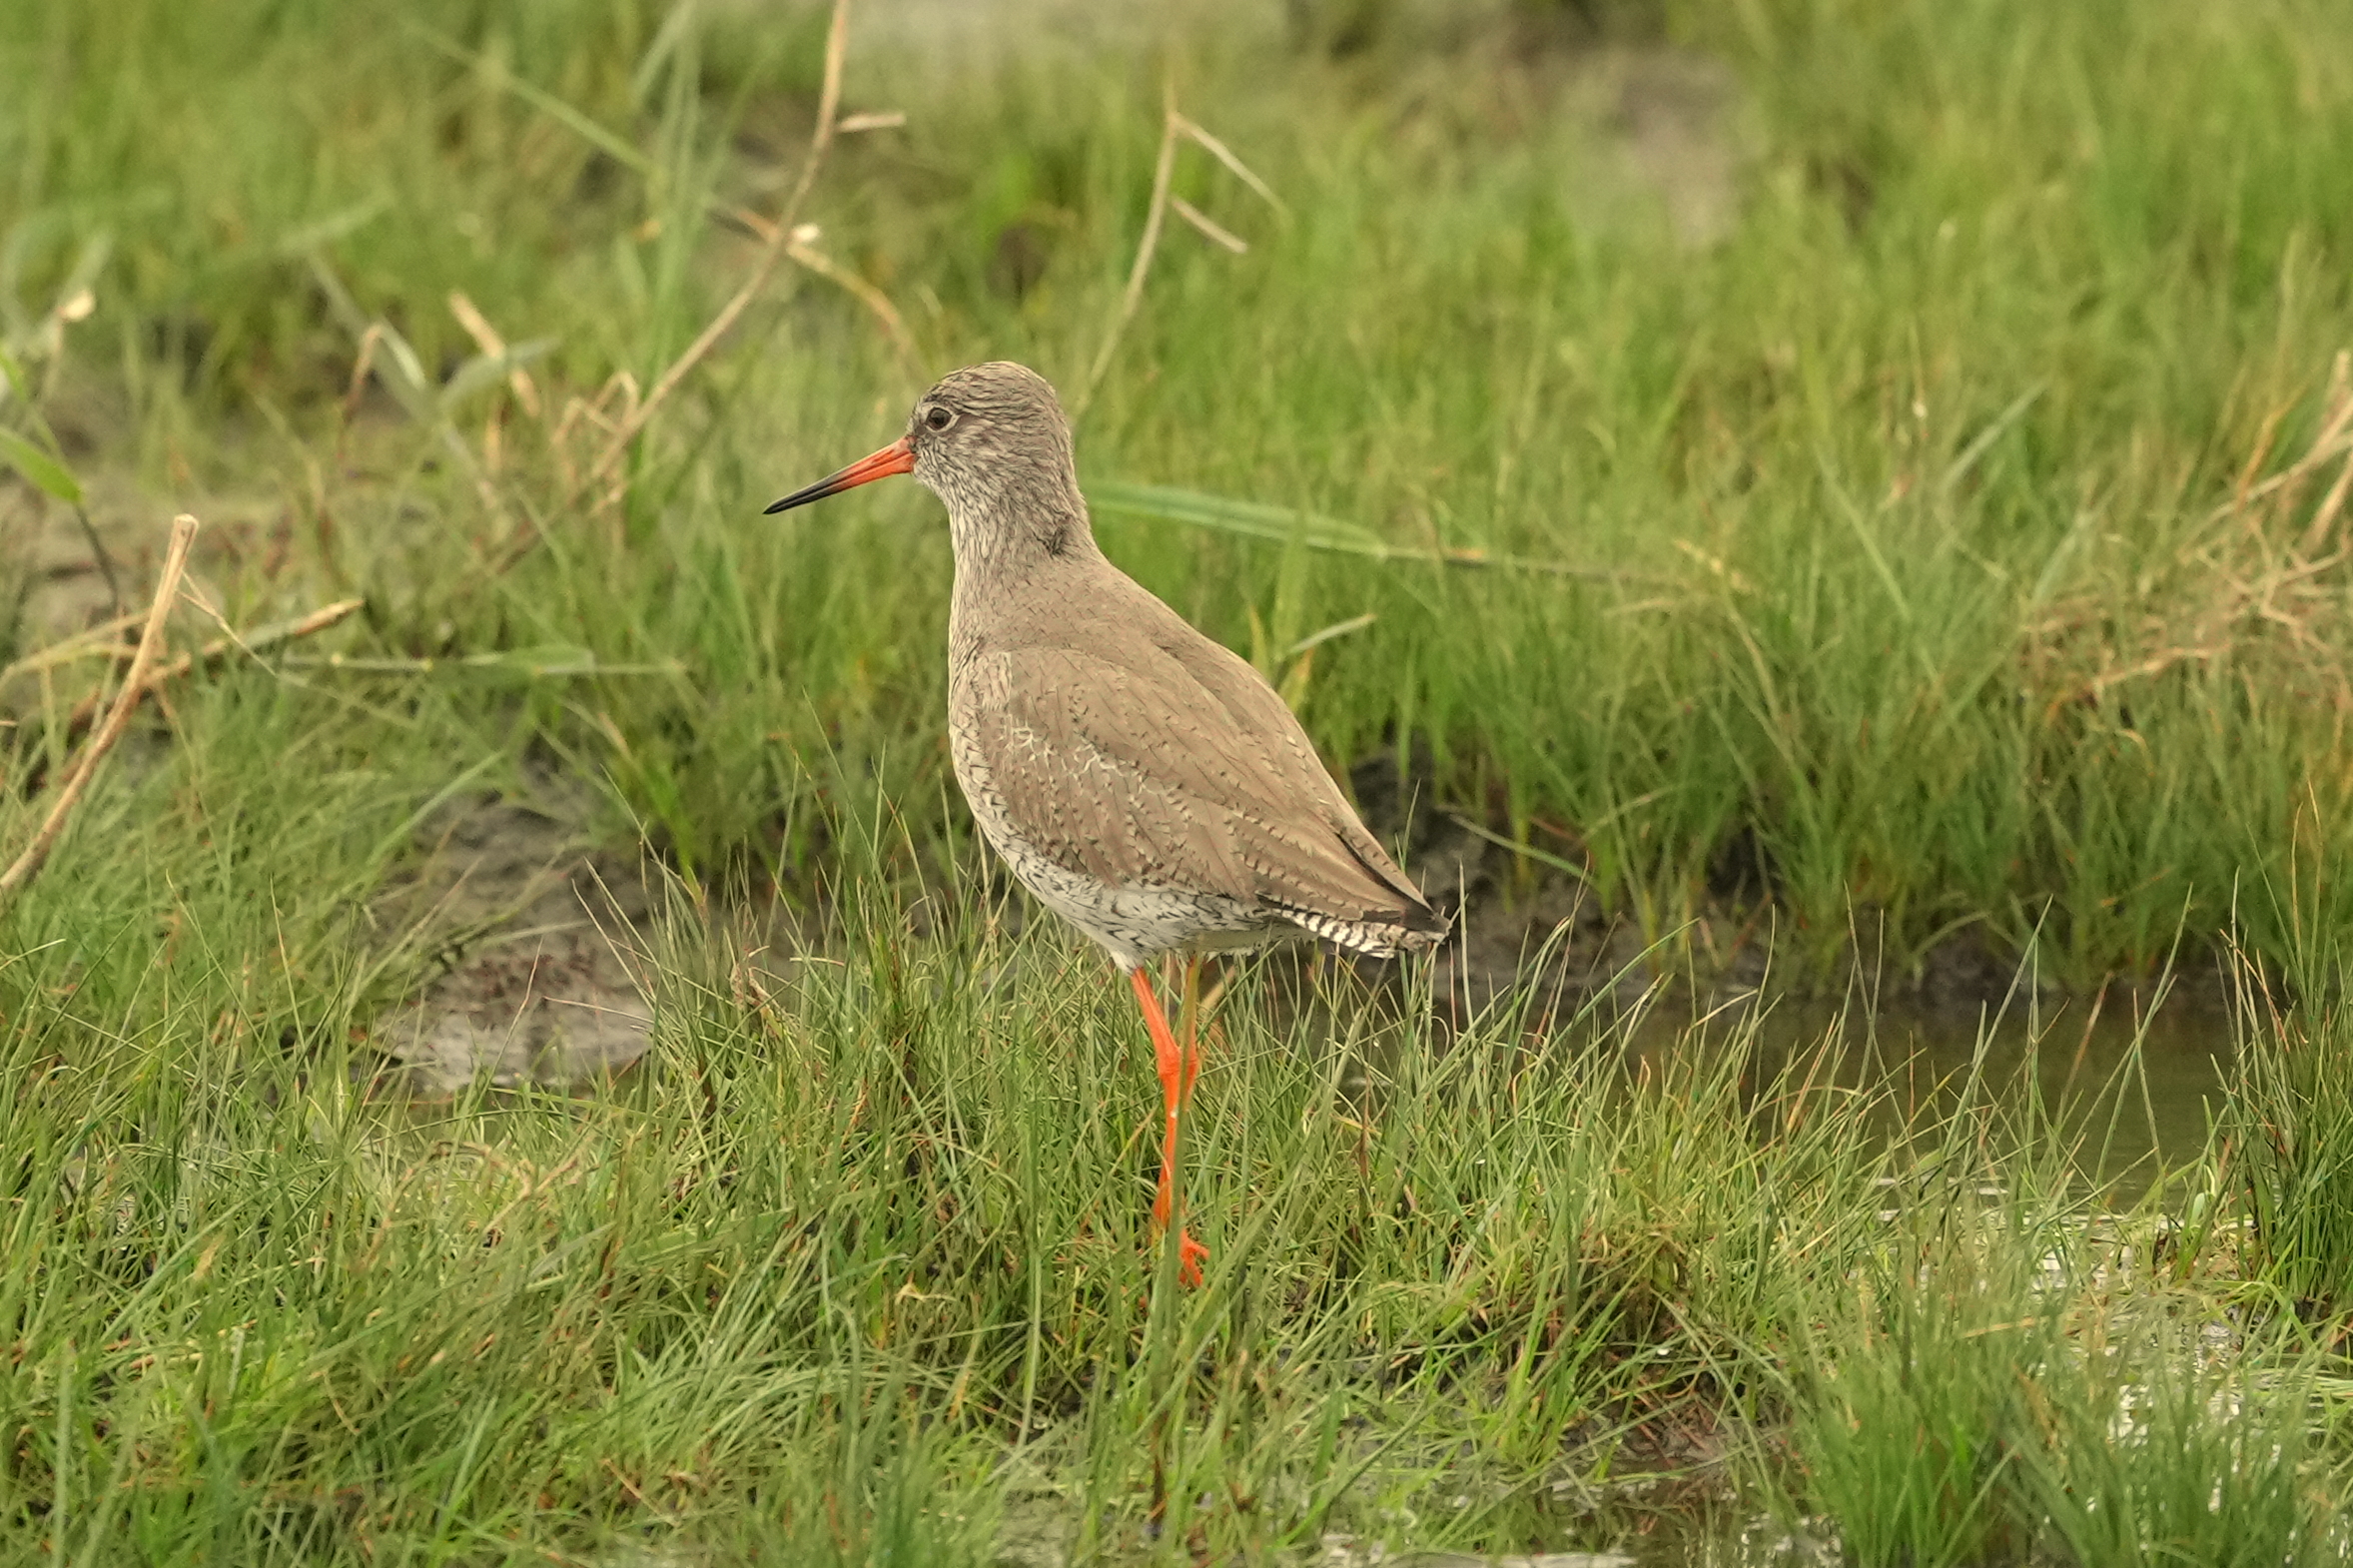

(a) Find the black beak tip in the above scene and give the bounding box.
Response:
[764,485,826,514]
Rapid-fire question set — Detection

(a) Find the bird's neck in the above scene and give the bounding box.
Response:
[944,463,1103,577]
[945,469,1110,666]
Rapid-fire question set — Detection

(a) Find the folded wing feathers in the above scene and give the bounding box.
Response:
[973,640,1440,947]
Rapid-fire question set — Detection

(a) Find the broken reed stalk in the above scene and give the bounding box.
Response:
[487,0,854,574]
[0,513,198,913]
[583,0,849,488]
[1073,85,1182,426]
[1071,92,1282,425]
[19,597,367,792]
[712,201,922,377]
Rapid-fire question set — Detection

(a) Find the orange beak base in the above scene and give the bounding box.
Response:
[764,435,917,514]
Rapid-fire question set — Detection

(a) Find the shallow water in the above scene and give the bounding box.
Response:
[1637,973,2235,1182]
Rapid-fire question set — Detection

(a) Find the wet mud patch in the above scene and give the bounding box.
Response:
[2,467,295,659]
[372,778,659,1093]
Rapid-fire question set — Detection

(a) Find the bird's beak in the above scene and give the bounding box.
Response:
[763,434,917,514]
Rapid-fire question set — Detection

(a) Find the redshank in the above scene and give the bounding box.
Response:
[766,363,1444,1283]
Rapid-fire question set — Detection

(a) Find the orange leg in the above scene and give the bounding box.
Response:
[1130,963,1208,1287]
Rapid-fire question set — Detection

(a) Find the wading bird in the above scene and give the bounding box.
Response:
[767,363,1443,1283]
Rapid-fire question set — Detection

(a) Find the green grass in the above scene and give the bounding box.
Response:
[1784,1203,2346,1567]
[7,0,2353,1560]
[0,831,1871,1561]
[2230,954,2353,1315]
[1775,1034,2351,1566]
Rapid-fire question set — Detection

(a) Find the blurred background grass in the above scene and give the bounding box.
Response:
[6,0,2353,1562]
[7,0,2352,983]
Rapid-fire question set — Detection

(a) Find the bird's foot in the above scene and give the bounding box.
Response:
[1150,1182,1207,1286]
[1163,1225,1207,1289]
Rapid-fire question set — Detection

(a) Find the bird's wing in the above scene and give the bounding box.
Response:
[959,642,1430,928]
[1156,627,1435,914]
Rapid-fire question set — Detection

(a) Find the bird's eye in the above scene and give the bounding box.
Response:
[923,405,956,432]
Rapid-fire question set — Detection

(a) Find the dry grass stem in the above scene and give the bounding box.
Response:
[2031,353,2353,717]
[0,609,147,685]
[726,207,923,377]
[447,291,544,418]
[144,597,367,683]
[1170,196,1247,254]
[782,234,923,376]
[483,0,855,574]
[0,513,198,911]
[1074,90,1182,424]
[1073,93,1282,423]
[581,0,851,490]
[13,599,360,794]
[1174,113,1286,219]
[333,322,386,468]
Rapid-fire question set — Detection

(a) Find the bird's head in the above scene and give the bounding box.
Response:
[765,363,1082,552]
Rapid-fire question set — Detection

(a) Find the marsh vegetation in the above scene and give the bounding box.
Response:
[5,0,2353,1560]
